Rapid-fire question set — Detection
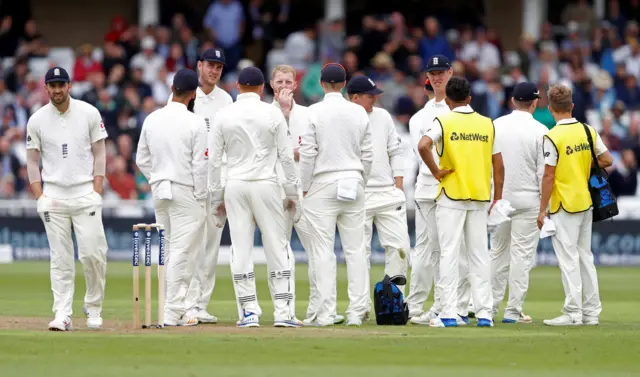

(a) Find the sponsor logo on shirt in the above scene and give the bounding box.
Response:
[27,135,32,142]
[565,142,590,155]
[544,152,550,157]
[450,131,489,142]
[204,117,210,132]
[62,143,68,159]
[100,120,105,132]
[204,148,209,160]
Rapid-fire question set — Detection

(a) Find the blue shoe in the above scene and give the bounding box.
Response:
[458,315,470,325]
[477,318,494,327]
[236,311,260,328]
[502,318,517,324]
[430,318,459,327]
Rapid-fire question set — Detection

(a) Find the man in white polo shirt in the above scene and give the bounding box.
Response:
[175,48,234,325]
[26,67,109,331]
[137,69,208,327]
[269,64,321,323]
[491,82,548,324]
[346,75,409,303]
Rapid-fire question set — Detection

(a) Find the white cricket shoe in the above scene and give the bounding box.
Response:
[543,314,583,327]
[502,312,533,324]
[346,316,362,327]
[187,308,218,324]
[48,316,72,331]
[274,318,303,328]
[83,306,102,329]
[334,314,345,324]
[583,315,599,326]
[236,311,260,328]
[410,310,438,325]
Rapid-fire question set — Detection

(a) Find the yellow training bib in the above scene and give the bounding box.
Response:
[435,110,494,202]
[545,121,595,214]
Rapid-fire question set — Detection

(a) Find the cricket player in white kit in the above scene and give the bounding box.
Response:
[177,48,233,324]
[209,67,302,328]
[406,57,452,322]
[269,65,322,322]
[26,67,109,331]
[136,69,208,326]
[491,82,548,323]
[537,84,612,326]
[346,75,409,301]
[418,76,505,328]
[406,56,473,325]
[300,63,373,327]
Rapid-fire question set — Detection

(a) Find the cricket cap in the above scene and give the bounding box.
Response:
[320,63,346,83]
[237,66,265,86]
[426,55,451,72]
[200,47,226,65]
[172,69,199,92]
[512,82,541,101]
[346,75,383,95]
[45,67,70,84]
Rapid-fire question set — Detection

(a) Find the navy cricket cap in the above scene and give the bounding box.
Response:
[237,66,265,86]
[426,55,451,72]
[45,67,70,84]
[172,69,199,92]
[200,47,226,65]
[320,63,346,83]
[346,75,383,95]
[512,82,541,101]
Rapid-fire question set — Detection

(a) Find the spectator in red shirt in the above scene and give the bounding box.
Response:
[73,44,102,82]
[104,16,127,43]
[107,155,137,199]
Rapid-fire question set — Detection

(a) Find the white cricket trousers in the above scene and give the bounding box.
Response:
[490,207,540,319]
[279,185,312,319]
[154,183,205,322]
[37,191,108,319]
[407,197,470,317]
[550,209,602,320]
[225,180,294,322]
[303,180,370,325]
[436,205,492,320]
[185,193,223,313]
[364,187,409,299]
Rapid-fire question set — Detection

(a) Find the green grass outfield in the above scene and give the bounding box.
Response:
[0,262,639,377]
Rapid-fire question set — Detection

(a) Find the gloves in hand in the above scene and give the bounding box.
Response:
[283,183,302,223]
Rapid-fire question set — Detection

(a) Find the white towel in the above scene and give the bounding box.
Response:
[539,218,556,239]
[337,179,359,201]
[487,199,516,233]
[152,180,172,200]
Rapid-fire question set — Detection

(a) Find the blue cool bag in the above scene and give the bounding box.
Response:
[583,123,618,222]
[373,275,409,325]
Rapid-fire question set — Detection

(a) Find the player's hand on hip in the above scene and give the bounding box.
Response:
[488,199,498,215]
[434,168,454,181]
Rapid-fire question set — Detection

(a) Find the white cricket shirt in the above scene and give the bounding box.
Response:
[26,98,107,199]
[366,106,404,190]
[493,110,549,210]
[424,104,501,211]
[409,97,449,200]
[273,101,309,183]
[209,92,298,191]
[299,92,373,192]
[169,86,233,181]
[136,102,209,199]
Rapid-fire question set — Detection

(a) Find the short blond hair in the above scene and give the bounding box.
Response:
[547,84,573,113]
[272,65,297,80]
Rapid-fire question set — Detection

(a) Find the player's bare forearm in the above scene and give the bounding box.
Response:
[597,151,613,168]
[492,153,504,201]
[418,136,438,176]
[93,176,104,195]
[31,182,43,199]
[539,165,555,215]
[394,176,403,190]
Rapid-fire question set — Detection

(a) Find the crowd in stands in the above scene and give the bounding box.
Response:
[0,0,638,203]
